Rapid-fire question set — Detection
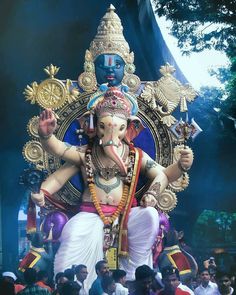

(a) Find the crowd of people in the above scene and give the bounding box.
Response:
[1,259,236,295]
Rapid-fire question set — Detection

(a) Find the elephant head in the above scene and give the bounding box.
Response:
[78,87,144,175]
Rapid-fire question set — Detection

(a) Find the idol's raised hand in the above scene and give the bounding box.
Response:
[178,148,193,171]
[38,108,57,139]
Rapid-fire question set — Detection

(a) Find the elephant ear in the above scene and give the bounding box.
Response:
[125,116,145,143]
[77,112,96,138]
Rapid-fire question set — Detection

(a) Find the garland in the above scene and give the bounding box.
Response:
[85,142,134,225]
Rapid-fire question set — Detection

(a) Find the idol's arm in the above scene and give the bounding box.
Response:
[38,108,81,165]
[31,163,79,207]
[139,152,168,207]
[164,148,193,182]
[139,148,193,207]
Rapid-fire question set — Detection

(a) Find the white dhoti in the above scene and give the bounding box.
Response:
[54,207,159,289]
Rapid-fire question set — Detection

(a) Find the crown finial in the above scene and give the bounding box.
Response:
[108,4,116,11]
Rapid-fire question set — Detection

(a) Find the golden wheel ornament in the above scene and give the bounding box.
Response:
[22,140,44,164]
[78,72,97,92]
[156,189,177,212]
[122,74,141,92]
[37,78,67,109]
[27,116,39,138]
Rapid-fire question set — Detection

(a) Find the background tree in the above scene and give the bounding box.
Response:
[153,0,236,123]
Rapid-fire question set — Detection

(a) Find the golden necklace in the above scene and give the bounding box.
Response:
[85,142,135,225]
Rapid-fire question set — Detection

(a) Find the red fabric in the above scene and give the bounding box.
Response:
[18,252,39,270]
[41,189,80,213]
[119,146,143,254]
[158,289,191,295]
[176,288,192,295]
[80,202,118,215]
[170,252,191,272]
[27,198,36,233]
[15,284,25,294]
[36,281,52,292]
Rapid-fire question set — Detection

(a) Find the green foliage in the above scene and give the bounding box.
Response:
[153,0,236,55]
[193,210,236,247]
[153,1,236,124]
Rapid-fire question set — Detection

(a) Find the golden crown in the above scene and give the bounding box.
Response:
[88,5,134,64]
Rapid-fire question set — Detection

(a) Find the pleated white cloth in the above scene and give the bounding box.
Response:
[54,207,159,289]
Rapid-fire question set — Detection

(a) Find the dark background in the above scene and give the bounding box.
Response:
[1,0,235,270]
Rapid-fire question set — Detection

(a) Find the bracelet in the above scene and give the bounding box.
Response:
[38,132,52,140]
[143,191,157,199]
[178,160,190,173]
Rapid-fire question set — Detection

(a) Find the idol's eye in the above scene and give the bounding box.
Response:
[116,62,121,69]
[120,124,126,131]
[99,123,105,129]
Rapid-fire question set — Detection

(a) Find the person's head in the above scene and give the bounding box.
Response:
[55,272,64,284]
[95,260,109,277]
[135,265,155,293]
[56,276,69,292]
[199,268,211,286]
[60,281,81,295]
[101,275,116,295]
[95,54,125,86]
[37,270,48,283]
[24,268,37,285]
[74,264,88,283]
[0,280,15,295]
[64,268,75,281]
[161,266,180,293]
[2,271,17,283]
[112,269,127,285]
[216,271,232,294]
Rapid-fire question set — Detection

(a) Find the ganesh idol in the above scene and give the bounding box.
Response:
[25,5,195,289]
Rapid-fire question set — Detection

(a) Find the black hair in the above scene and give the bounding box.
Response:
[55,272,64,283]
[95,260,107,274]
[74,264,87,274]
[64,268,75,281]
[60,281,81,295]
[112,269,126,282]
[161,266,180,281]
[135,265,155,281]
[24,268,37,284]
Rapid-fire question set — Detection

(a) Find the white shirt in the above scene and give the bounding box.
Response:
[76,280,88,295]
[194,281,218,295]
[115,283,129,295]
[178,283,195,295]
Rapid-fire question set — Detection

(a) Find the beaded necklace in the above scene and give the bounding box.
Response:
[85,142,135,225]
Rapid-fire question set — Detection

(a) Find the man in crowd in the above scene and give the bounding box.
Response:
[112,269,128,295]
[159,266,194,295]
[75,264,89,295]
[215,271,235,295]
[89,260,110,295]
[129,265,156,295]
[36,270,52,292]
[18,268,50,295]
[101,276,116,295]
[194,268,218,294]
[2,271,25,293]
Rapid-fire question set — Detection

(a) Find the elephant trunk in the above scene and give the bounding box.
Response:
[102,142,127,176]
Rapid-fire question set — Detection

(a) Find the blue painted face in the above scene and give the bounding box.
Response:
[94,54,125,86]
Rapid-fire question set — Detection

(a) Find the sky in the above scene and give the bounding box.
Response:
[156,17,229,90]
